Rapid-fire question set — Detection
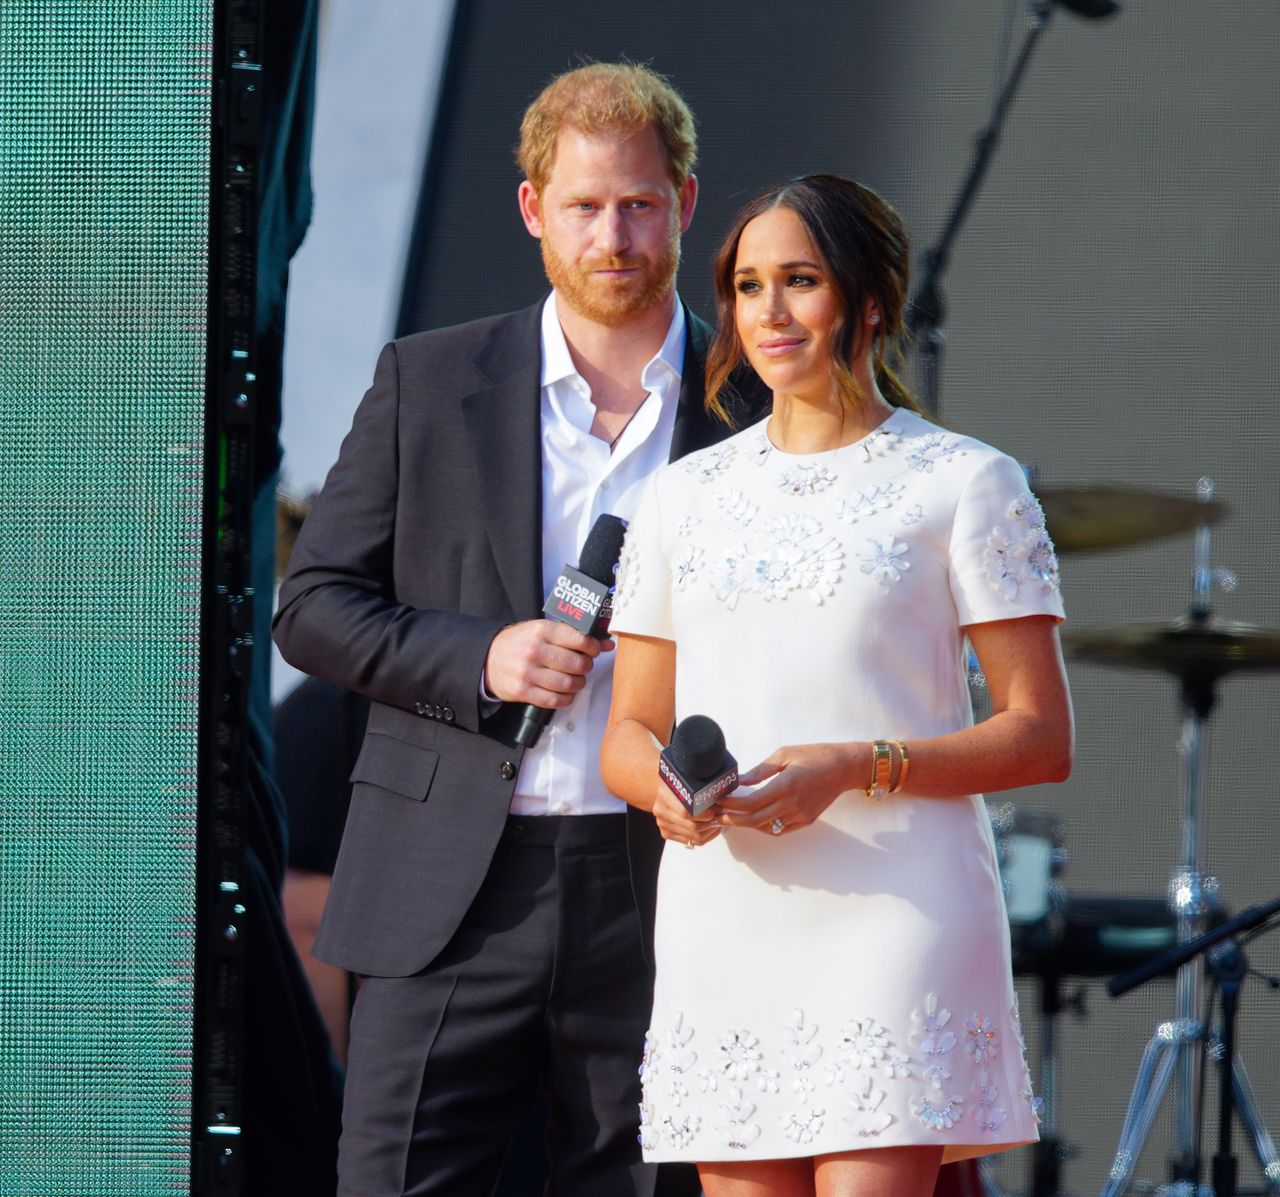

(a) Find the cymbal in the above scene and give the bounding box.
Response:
[1036,486,1228,554]
[1063,617,1280,682]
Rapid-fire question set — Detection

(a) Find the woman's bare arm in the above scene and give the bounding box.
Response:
[720,615,1073,833]
[601,632,721,845]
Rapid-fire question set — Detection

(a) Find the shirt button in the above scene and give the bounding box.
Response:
[600,479,610,491]
[565,721,575,732]
[500,761,516,781]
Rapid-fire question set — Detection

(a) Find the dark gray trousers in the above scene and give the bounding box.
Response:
[338,814,686,1197]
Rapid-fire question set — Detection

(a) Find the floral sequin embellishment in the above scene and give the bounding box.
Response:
[964,1014,999,1064]
[762,513,822,547]
[781,1106,826,1145]
[717,1029,764,1082]
[746,426,773,467]
[883,1053,913,1080]
[685,443,736,483]
[665,1013,698,1074]
[775,463,838,497]
[711,540,845,608]
[983,493,1061,601]
[857,535,910,587]
[923,1062,953,1091]
[909,993,957,1058]
[911,1094,966,1131]
[662,1112,701,1149]
[972,1070,1008,1133]
[906,432,966,473]
[845,1073,895,1137]
[782,1008,823,1072]
[717,488,758,529]
[715,1087,762,1149]
[839,1017,891,1071]
[835,482,905,525]
[611,536,642,614]
[639,1033,659,1087]
[638,1102,658,1150]
[863,425,900,459]
[673,545,703,592]
[1010,493,1047,530]
[675,515,701,538]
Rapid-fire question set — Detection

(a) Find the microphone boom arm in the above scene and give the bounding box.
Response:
[908,3,1054,416]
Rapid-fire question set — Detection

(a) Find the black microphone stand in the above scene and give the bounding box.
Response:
[907,1,1056,418]
[1109,897,1280,1197]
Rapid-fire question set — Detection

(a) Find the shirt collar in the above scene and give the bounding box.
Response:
[539,292,686,390]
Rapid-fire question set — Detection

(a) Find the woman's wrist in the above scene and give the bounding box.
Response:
[854,738,910,798]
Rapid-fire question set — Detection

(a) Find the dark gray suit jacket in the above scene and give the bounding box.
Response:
[273,299,763,977]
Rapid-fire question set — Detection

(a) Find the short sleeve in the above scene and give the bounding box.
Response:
[948,453,1065,627]
[609,472,674,641]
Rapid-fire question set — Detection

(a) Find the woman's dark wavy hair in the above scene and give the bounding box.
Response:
[705,174,922,425]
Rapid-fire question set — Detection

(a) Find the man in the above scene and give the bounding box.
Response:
[273,63,763,1196]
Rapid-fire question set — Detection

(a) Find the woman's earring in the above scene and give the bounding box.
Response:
[868,312,881,325]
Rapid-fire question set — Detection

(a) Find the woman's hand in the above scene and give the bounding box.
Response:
[652,780,722,848]
[718,742,861,835]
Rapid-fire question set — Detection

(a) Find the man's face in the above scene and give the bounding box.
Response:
[518,126,697,327]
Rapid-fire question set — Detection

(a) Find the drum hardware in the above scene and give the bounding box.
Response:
[1108,897,1280,1197]
[1036,485,1229,556]
[1063,480,1280,1196]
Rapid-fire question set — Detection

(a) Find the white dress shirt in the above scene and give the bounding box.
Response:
[507,292,686,816]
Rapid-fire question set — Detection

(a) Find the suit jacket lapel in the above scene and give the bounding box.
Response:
[669,305,713,463]
[459,303,545,619]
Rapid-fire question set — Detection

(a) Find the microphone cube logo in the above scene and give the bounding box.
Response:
[544,565,609,634]
[659,752,739,817]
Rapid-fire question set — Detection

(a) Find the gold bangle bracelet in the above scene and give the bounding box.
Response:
[865,740,893,800]
[890,740,910,794]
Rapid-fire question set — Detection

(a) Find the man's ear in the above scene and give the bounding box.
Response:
[518,180,543,239]
[677,173,698,234]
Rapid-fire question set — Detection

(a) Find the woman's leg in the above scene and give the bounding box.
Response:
[700,1157,815,1197]
[814,1144,944,1197]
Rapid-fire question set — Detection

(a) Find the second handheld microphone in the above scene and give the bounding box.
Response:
[659,714,739,817]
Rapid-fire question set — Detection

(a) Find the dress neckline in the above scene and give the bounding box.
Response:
[759,406,907,461]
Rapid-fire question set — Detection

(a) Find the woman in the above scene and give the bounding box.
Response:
[600,175,1073,1197]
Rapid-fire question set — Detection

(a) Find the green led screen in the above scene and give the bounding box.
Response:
[0,4,209,1193]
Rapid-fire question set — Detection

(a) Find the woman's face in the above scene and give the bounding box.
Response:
[732,205,843,404]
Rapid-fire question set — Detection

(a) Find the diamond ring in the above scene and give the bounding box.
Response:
[685,838,696,850]
[770,818,784,836]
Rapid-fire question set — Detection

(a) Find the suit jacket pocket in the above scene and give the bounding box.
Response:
[349,731,440,802]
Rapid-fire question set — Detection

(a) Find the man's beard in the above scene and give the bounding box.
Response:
[541,229,680,328]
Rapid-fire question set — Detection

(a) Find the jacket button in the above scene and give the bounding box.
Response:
[500,761,516,781]
[414,701,426,716]
[442,706,455,724]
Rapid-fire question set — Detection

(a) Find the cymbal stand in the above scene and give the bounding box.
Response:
[1101,482,1274,1196]
[1107,896,1280,1197]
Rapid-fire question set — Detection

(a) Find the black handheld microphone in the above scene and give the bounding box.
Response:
[514,513,628,749]
[659,715,739,817]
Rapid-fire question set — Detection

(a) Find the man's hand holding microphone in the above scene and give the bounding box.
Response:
[482,515,626,748]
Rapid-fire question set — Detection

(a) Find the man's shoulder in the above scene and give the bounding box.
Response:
[390,301,544,379]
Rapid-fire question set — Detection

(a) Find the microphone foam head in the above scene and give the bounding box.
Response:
[579,514,628,584]
[669,715,727,783]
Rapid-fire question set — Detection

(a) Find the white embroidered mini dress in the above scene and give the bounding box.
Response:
[609,406,1064,1164]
